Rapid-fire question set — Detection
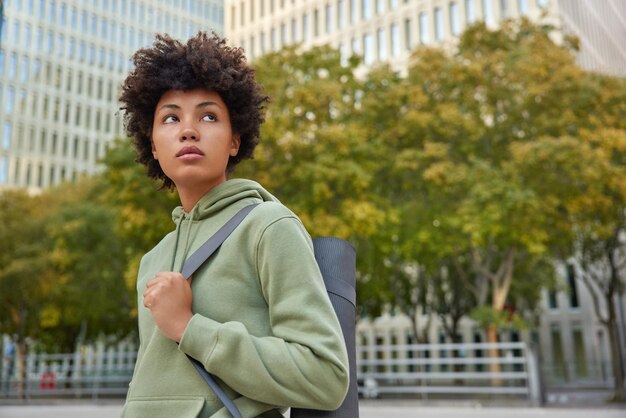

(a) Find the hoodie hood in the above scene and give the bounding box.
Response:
[172,179,280,223]
[167,179,280,273]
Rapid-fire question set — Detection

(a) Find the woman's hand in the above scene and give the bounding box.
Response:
[143,272,194,342]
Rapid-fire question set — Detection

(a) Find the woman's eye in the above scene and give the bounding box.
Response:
[163,115,178,123]
[202,113,217,122]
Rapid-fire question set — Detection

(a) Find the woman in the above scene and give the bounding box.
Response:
[119,33,349,417]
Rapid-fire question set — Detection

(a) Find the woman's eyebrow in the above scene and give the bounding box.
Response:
[158,103,181,111]
[157,101,223,111]
[196,101,223,109]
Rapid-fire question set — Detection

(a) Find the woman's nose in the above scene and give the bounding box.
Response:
[180,126,199,141]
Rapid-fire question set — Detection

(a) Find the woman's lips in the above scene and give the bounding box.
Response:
[176,146,204,160]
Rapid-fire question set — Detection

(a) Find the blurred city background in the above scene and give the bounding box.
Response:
[1,0,625,414]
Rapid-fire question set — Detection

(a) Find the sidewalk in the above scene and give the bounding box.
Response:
[0,400,624,418]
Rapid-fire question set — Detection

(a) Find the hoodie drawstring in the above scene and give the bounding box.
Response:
[170,215,184,272]
[169,209,199,273]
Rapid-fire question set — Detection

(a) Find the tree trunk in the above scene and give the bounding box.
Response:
[607,302,626,402]
[486,324,502,386]
[15,339,27,400]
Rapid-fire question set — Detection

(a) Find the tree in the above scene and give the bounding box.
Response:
[38,178,135,352]
[99,139,180,300]
[511,127,626,401]
[0,190,50,392]
[242,45,394,312]
[366,17,617,376]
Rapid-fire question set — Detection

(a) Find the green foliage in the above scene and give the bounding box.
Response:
[470,306,527,331]
[0,191,51,348]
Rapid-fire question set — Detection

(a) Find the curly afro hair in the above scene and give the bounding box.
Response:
[119,32,269,189]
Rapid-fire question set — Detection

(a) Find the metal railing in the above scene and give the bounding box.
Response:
[356,342,541,404]
[1,347,136,400]
[1,342,540,403]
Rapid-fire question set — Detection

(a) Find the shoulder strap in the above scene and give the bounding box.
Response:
[181,204,259,280]
[180,203,259,418]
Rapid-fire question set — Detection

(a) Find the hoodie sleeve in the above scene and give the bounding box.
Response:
[177,216,349,410]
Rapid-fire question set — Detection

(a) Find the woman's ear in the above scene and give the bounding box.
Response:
[230,135,241,157]
[151,138,158,160]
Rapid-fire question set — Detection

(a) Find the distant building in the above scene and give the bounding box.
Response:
[0,0,224,192]
[225,0,626,77]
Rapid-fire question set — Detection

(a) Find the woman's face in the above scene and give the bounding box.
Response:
[151,88,240,193]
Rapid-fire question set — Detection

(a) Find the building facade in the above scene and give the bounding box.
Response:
[225,0,626,77]
[0,0,224,192]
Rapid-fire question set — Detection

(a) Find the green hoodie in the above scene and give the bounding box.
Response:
[122,179,349,418]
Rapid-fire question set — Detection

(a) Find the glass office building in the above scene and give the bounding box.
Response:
[0,0,224,192]
[225,0,626,77]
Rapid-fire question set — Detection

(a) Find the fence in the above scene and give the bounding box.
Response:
[356,342,541,404]
[1,342,540,403]
[0,344,136,400]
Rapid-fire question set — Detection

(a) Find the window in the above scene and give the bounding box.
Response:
[6,88,15,113]
[2,122,11,150]
[465,0,476,23]
[281,22,286,45]
[60,3,67,25]
[57,34,64,55]
[566,264,580,308]
[547,289,558,310]
[418,13,431,45]
[377,28,386,61]
[71,7,77,27]
[350,0,357,24]
[24,25,32,49]
[68,38,75,59]
[0,158,7,185]
[450,2,460,35]
[339,41,348,65]
[101,18,108,39]
[391,23,400,56]
[434,7,443,40]
[362,0,371,20]
[572,327,587,378]
[49,0,56,21]
[482,0,495,25]
[8,53,17,79]
[500,0,509,18]
[21,57,29,82]
[550,325,566,378]
[36,27,43,50]
[302,13,309,41]
[337,0,345,29]
[81,10,88,32]
[314,9,319,37]
[376,0,384,15]
[537,0,549,9]
[291,18,297,42]
[47,30,54,52]
[326,4,332,34]
[518,0,529,14]
[404,18,412,50]
[363,32,373,64]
